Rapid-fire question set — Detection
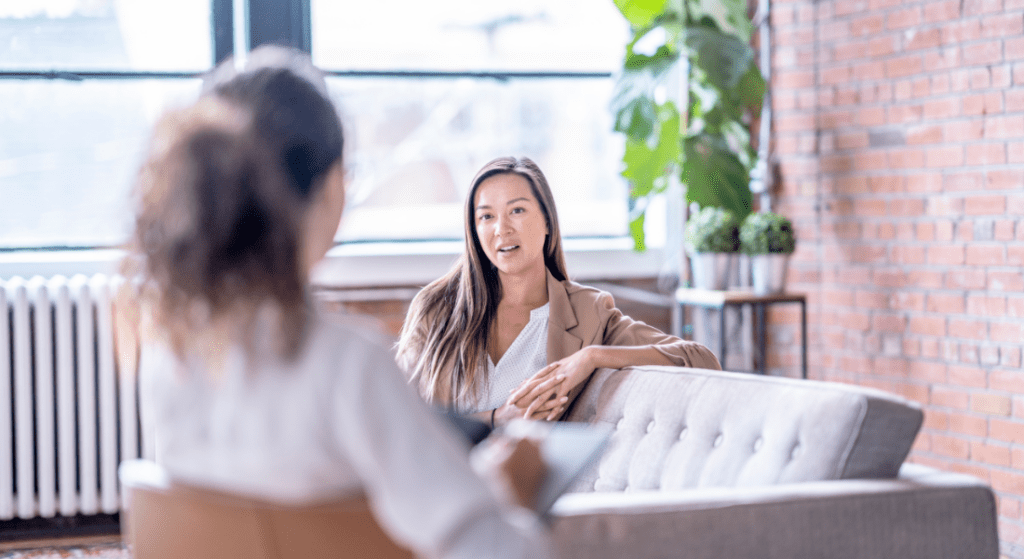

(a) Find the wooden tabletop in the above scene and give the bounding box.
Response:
[674,288,807,307]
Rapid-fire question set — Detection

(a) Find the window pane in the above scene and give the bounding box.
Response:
[329,76,628,242]
[311,0,629,72]
[0,79,201,248]
[0,0,212,71]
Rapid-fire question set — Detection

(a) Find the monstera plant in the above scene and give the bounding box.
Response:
[611,0,766,251]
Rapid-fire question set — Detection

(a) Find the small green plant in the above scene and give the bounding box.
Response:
[685,206,740,253]
[740,212,796,255]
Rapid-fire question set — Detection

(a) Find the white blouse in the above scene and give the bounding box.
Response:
[140,309,551,559]
[458,303,549,414]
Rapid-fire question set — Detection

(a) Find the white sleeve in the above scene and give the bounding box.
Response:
[328,334,553,559]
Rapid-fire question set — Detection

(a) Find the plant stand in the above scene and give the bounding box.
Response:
[673,288,806,379]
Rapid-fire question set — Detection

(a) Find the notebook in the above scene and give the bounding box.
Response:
[500,419,613,515]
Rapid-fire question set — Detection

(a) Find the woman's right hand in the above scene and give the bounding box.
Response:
[471,434,547,510]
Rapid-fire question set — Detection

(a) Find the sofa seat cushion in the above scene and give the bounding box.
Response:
[565,366,923,493]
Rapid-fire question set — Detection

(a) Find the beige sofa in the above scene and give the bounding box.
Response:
[551,366,999,559]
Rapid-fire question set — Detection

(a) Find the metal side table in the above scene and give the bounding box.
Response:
[674,288,807,379]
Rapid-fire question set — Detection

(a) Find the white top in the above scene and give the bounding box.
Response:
[458,303,549,413]
[139,308,551,559]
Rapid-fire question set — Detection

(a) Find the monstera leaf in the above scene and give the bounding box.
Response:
[682,133,752,220]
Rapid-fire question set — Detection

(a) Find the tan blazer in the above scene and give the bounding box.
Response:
[545,271,721,417]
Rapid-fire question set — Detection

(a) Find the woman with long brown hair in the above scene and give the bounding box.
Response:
[397,157,720,426]
[125,47,552,558]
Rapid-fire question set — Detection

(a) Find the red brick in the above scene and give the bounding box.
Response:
[943,119,985,141]
[967,295,1008,317]
[888,148,925,168]
[945,172,985,191]
[966,144,1007,165]
[931,386,970,409]
[926,146,965,167]
[985,115,1024,138]
[911,316,947,336]
[965,195,1007,215]
[924,48,962,71]
[946,268,987,290]
[891,245,925,264]
[924,0,961,22]
[994,220,1016,241]
[982,12,1024,37]
[853,60,887,81]
[991,322,1024,342]
[949,412,989,437]
[937,219,956,240]
[888,103,924,123]
[972,442,1011,467]
[872,313,907,333]
[943,19,983,44]
[931,434,970,459]
[966,245,1006,265]
[906,124,943,144]
[990,370,1024,393]
[990,419,1024,445]
[887,54,924,78]
[989,271,1024,292]
[850,13,885,36]
[910,361,948,383]
[949,319,989,341]
[964,0,1005,15]
[906,173,943,193]
[893,291,925,311]
[905,28,941,51]
[987,169,1024,190]
[869,175,901,193]
[885,6,921,29]
[909,270,945,289]
[928,245,966,265]
[971,67,993,89]
[873,268,908,288]
[927,293,966,313]
[992,471,1024,497]
[1007,37,1024,61]
[924,97,962,120]
[948,364,988,387]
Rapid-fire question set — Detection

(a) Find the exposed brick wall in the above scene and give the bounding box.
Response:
[772,0,1024,555]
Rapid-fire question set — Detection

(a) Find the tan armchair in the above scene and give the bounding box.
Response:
[119,460,413,559]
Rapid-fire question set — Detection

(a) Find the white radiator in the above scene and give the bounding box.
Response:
[0,274,144,520]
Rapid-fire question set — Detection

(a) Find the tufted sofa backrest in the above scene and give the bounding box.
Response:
[565,366,923,494]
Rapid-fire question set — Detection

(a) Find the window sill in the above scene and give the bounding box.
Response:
[0,238,669,287]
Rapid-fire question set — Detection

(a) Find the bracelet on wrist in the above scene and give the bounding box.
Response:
[490,408,497,429]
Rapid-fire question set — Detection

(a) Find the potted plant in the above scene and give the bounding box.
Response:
[740,211,796,294]
[610,0,765,251]
[685,206,740,290]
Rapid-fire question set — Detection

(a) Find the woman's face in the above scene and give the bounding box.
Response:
[473,173,549,279]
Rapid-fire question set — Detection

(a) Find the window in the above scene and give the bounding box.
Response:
[1,1,642,258]
[0,0,215,249]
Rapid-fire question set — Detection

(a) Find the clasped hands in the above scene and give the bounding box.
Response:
[494,347,595,424]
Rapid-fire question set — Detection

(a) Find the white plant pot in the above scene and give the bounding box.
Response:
[689,252,735,290]
[751,253,790,295]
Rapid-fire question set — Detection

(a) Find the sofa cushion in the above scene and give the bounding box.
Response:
[565,366,923,493]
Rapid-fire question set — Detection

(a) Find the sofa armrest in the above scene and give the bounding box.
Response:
[550,465,997,559]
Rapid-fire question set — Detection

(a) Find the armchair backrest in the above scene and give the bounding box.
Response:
[119,460,414,559]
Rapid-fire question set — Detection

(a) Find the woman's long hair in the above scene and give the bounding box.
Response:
[397,156,568,405]
[123,47,344,362]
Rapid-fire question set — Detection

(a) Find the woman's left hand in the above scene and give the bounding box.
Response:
[508,347,595,421]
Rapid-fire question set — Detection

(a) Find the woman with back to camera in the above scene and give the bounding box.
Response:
[123,47,552,558]
[397,156,721,426]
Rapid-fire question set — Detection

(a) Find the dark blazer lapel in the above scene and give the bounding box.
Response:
[546,270,583,364]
